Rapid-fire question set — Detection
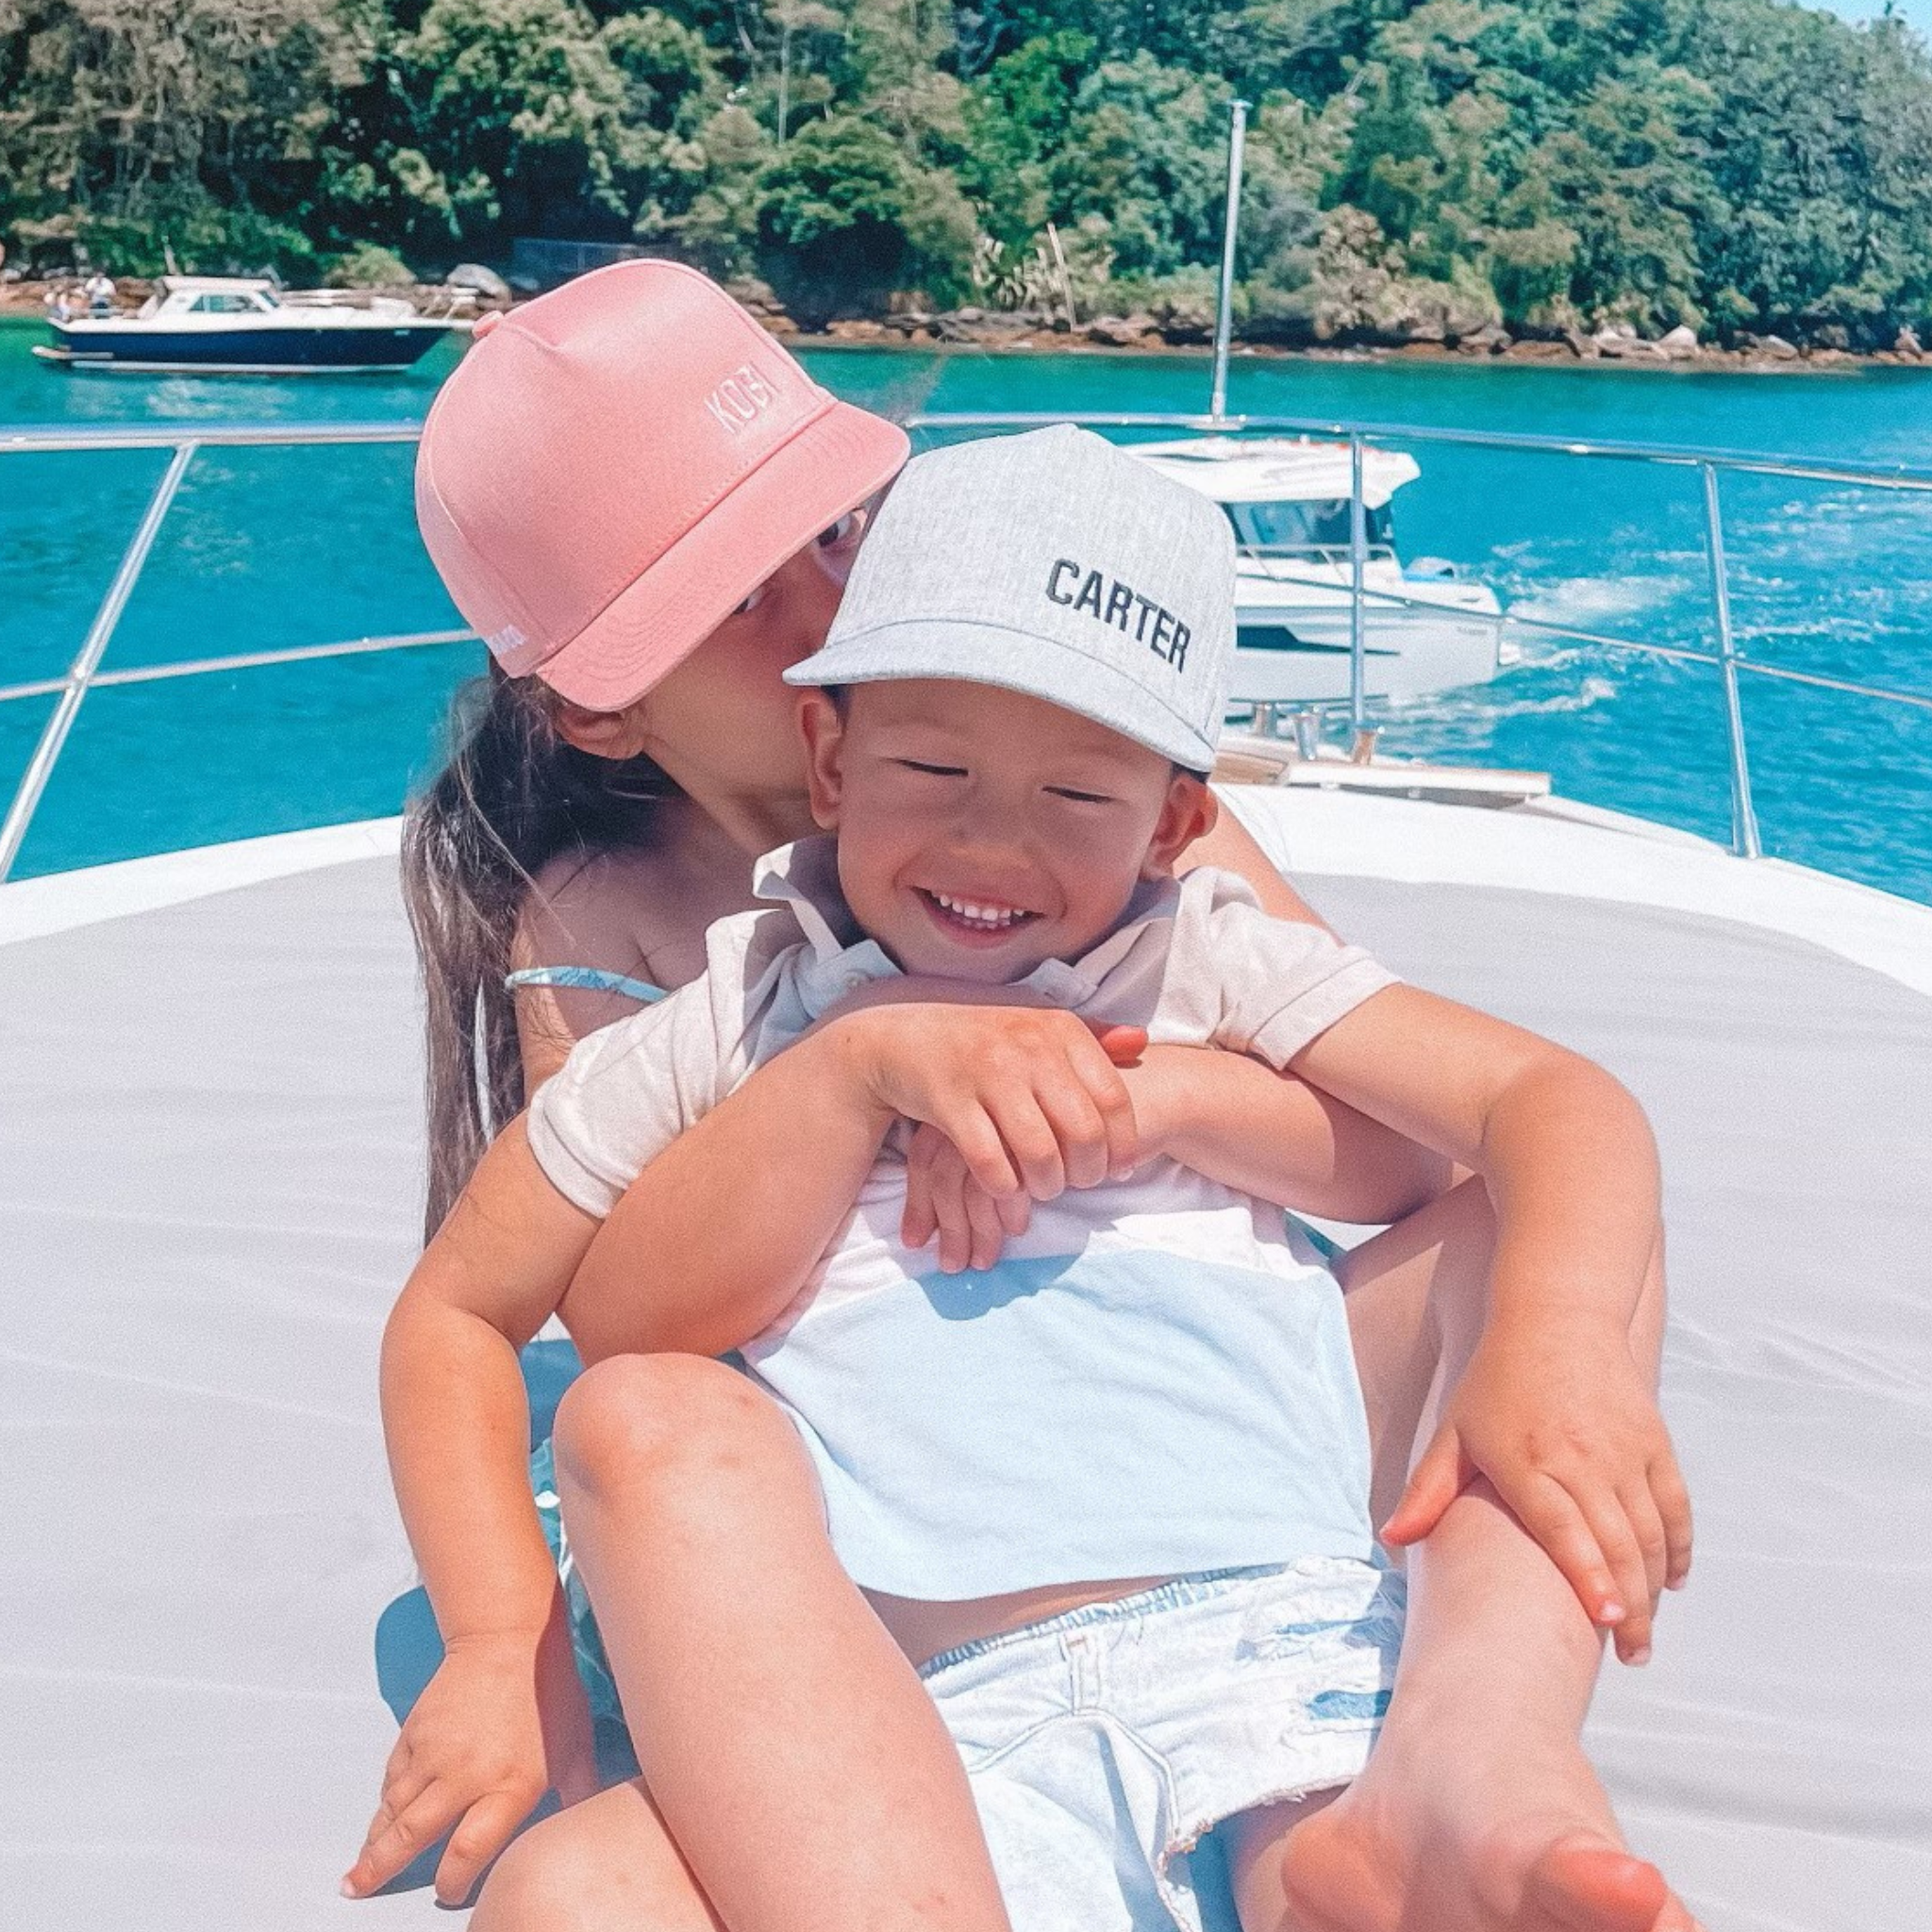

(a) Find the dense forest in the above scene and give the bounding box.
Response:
[3,1,1931,345]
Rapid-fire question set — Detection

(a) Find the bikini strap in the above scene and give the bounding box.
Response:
[505,966,668,1004]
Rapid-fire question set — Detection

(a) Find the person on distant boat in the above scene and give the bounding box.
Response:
[346,262,1697,1932]
[82,270,114,317]
[44,286,75,325]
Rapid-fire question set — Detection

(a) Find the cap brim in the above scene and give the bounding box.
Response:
[785,619,1223,772]
[538,399,909,710]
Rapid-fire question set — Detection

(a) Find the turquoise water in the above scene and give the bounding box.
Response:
[3,316,1928,899]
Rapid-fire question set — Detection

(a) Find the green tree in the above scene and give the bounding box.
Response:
[0,0,369,273]
[958,29,1094,246]
[757,108,973,316]
[381,0,630,249]
[1051,52,1234,277]
[3,0,1930,339]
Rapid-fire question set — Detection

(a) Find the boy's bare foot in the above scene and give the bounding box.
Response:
[1268,1746,1702,1932]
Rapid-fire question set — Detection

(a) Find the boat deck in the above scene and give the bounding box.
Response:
[3,790,1928,1930]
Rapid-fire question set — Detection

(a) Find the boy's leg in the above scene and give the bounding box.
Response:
[1225,1790,1337,1929]
[552,1351,1013,1932]
[1268,1179,1700,1932]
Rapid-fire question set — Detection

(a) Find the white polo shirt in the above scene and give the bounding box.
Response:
[529,837,1399,1599]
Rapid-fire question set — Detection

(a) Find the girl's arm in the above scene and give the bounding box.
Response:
[345,1120,603,1905]
[1290,986,1690,1632]
[510,849,682,1091]
[1292,988,1660,1340]
[382,1121,598,1671]
[1179,797,1338,933]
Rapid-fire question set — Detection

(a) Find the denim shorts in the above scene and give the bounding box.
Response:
[533,1443,1403,1928]
[919,1557,1405,1932]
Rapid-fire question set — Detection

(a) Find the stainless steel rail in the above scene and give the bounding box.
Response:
[0,425,478,879]
[0,423,422,455]
[905,409,1932,492]
[0,627,475,707]
[910,408,1932,860]
[0,441,198,877]
[1,411,1928,880]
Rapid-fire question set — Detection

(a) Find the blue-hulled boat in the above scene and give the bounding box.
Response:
[32,275,464,375]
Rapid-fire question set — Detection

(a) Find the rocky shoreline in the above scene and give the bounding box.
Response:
[784,305,1930,373]
[6,273,1925,373]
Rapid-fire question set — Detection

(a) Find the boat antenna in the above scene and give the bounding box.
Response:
[1208,97,1250,425]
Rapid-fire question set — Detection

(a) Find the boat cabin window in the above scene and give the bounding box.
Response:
[1224,500,1392,553]
[188,291,275,313]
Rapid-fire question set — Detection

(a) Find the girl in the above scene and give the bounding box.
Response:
[346,262,1694,1932]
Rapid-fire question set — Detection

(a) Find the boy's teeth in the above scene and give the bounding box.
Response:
[934,891,1024,928]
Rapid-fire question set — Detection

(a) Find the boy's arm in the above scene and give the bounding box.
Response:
[901,1044,1452,1274]
[345,1119,600,1905]
[563,999,1142,1363]
[1123,1044,1453,1224]
[562,1023,899,1363]
[1290,986,1690,1644]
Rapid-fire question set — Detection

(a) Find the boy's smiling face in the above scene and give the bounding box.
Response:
[799,679,1216,984]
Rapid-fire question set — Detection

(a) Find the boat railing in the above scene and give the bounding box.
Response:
[1238,542,1401,570]
[3,409,1931,883]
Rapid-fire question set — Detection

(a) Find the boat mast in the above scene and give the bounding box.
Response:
[1208,98,1249,425]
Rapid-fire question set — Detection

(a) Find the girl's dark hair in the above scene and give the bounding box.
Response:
[401,662,673,1241]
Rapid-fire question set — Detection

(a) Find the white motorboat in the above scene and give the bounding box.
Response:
[33,275,464,375]
[1131,435,1505,706]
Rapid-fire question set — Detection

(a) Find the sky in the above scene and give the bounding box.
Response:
[1811,0,1932,39]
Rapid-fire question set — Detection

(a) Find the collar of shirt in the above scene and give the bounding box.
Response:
[750,835,1186,1024]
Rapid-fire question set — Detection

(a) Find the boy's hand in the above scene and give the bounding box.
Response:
[902,1041,1204,1270]
[341,1613,596,1905]
[836,1001,1146,1207]
[1381,1318,1692,1665]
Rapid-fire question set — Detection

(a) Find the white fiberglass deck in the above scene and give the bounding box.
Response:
[3,789,1928,1931]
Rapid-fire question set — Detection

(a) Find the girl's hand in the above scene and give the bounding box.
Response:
[341,1611,597,1905]
[901,1042,1206,1271]
[834,1001,1146,1207]
[902,1123,1034,1270]
[1381,1318,1693,1665]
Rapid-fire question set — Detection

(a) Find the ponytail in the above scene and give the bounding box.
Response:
[401,663,672,1241]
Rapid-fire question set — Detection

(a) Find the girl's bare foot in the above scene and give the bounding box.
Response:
[1253,1744,1701,1932]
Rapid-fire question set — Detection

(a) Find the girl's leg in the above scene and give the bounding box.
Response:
[548,1351,1011,1932]
[472,1778,722,1931]
[1265,1180,1699,1932]
[1227,1789,1676,1932]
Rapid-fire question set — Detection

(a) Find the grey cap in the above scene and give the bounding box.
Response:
[784,425,1234,770]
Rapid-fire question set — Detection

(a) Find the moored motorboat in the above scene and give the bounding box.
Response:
[1131,435,1505,705]
[32,275,465,375]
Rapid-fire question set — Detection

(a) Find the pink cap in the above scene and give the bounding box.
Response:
[415,260,909,710]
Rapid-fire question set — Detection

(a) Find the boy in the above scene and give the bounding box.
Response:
[378,427,1683,1931]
